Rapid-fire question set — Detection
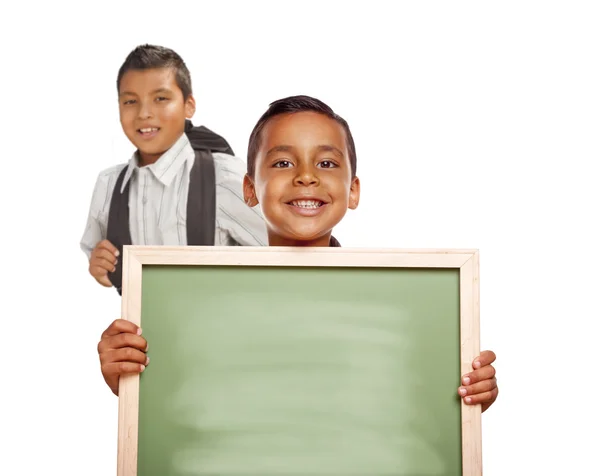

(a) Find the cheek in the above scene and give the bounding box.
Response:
[327,176,352,202]
[159,103,184,122]
[120,114,138,140]
[119,108,134,126]
[255,175,286,205]
[256,182,275,204]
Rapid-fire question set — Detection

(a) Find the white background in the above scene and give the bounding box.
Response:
[1,1,599,475]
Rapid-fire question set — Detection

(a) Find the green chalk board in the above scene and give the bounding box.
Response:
[117,247,482,476]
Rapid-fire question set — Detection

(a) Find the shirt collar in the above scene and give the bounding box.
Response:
[120,133,194,192]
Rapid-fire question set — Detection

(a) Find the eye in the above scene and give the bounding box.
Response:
[123,99,136,105]
[273,160,293,168]
[156,96,169,102]
[318,160,338,169]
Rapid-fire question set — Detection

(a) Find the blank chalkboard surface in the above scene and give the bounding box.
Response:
[117,247,481,476]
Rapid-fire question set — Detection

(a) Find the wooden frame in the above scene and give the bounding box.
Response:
[117,246,481,475]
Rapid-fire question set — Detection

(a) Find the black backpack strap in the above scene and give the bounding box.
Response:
[186,149,216,246]
[329,236,342,247]
[105,127,220,295]
[185,120,235,156]
[106,166,133,295]
[184,121,228,246]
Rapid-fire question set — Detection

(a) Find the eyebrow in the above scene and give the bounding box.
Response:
[265,145,294,157]
[119,87,173,97]
[316,145,344,158]
[265,144,344,158]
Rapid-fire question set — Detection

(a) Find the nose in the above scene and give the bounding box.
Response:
[293,165,319,186]
[137,101,154,120]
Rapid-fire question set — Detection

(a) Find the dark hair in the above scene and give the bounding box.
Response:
[247,95,357,178]
[116,44,192,99]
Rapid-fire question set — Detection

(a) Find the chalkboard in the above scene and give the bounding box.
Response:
[117,246,481,475]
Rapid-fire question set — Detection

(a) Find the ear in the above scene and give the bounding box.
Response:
[243,174,259,207]
[184,94,196,119]
[348,176,361,210]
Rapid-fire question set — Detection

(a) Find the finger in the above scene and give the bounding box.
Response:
[100,319,141,340]
[462,387,498,406]
[96,275,112,287]
[101,361,146,379]
[103,374,120,396]
[462,364,495,386]
[89,260,116,276]
[482,388,499,413]
[472,350,496,369]
[92,248,118,266]
[96,239,120,257]
[100,347,150,367]
[458,377,497,398]
[98,332,147,354]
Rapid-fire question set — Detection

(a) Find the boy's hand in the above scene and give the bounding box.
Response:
[89,239,119,287]
[97,319,148,396]
[458,350,498,412]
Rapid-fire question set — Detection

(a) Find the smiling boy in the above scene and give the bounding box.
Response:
[242,97,359,248]
[80,44,267,293]
[243,95,499,410]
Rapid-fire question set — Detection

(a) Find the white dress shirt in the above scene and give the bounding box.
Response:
[80,133,268,258]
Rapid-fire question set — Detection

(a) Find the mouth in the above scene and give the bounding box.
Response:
[287,199,326,209]
[137,127,160,138]
[285,198,329,216]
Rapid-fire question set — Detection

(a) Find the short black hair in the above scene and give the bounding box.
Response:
[247,95,357,178]
[116,44,192,99]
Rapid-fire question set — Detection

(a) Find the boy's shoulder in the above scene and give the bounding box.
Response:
[90,162,130,196]
[211,152,247,184]
[96,162,129,180]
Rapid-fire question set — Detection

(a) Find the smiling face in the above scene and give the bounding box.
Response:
[118,67,195,166]
[244,111,360,247]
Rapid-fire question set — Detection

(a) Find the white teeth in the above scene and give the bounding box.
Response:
[291,200,323,209]
[139,128,158,133]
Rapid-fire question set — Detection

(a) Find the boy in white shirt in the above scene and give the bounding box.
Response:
[80,44,267,293]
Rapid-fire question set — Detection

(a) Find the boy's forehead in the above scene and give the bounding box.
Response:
[119,67,179,95]
[262,112,348,151]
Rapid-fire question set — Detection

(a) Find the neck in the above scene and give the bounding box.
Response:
[137,131,186,166]
[137,150,164,167]
[268,232,332,247]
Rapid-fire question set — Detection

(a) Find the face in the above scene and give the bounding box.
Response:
[244,111,360,247]
[118,68,195,165]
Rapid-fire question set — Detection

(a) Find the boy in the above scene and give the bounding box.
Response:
[80,44,267,293]
[97,95,498,411]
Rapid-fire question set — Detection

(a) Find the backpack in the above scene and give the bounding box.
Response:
[106,121,234,295]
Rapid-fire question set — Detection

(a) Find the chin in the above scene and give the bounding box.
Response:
[137,144,169,156]
[286,229,332,243]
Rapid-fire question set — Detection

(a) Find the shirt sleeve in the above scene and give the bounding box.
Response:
[213,153,268,246]
[79,165,123,259]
